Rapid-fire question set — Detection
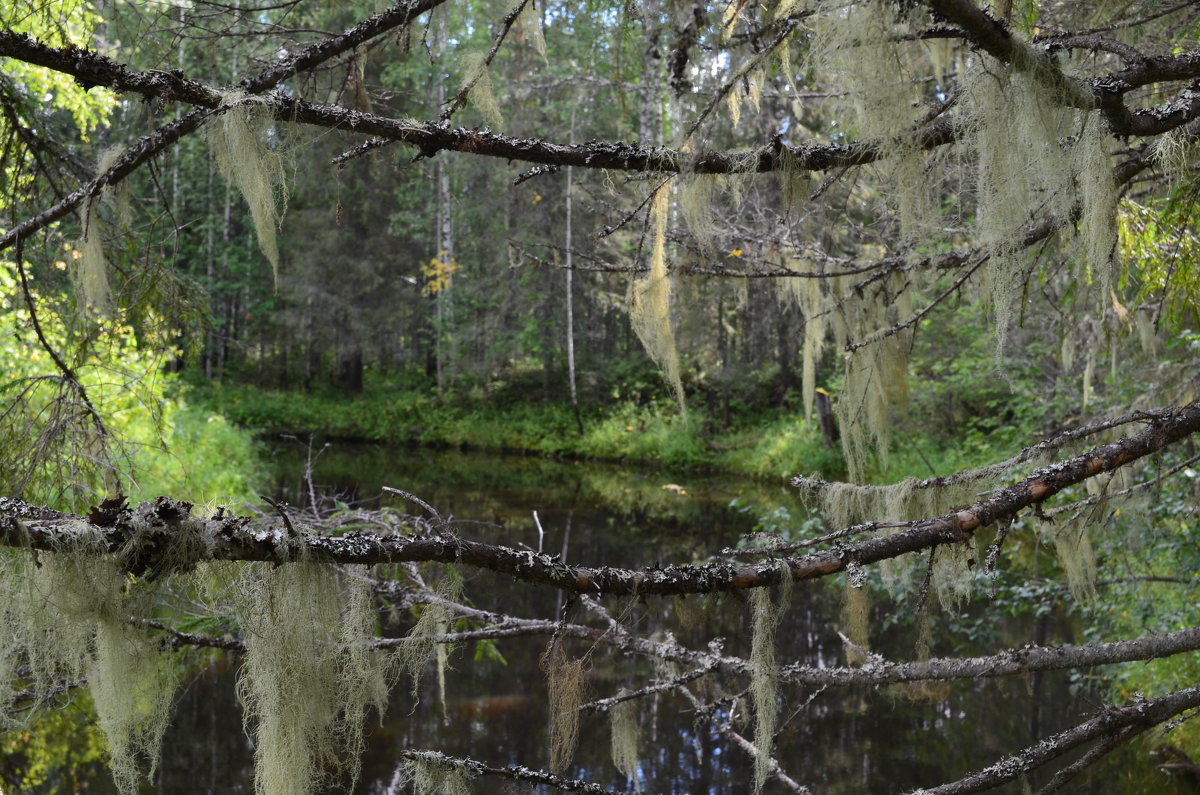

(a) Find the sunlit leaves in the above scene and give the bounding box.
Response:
[1119,196,1200,329]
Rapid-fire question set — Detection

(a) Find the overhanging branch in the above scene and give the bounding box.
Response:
[1,402,1197,595]
[0,0,448,254]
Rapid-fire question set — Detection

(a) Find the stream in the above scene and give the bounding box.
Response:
[25,441,1182,793]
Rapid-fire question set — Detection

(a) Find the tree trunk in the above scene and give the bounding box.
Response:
[565,163,583,433]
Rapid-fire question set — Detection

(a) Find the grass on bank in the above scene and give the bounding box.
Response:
[190,375,1031,486]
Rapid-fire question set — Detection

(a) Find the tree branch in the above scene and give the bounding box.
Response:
[2,403,1198,594]
[924,0,1200,135]
[0,30,966,180]
[923,686,1200,794]
[0,0,448,253]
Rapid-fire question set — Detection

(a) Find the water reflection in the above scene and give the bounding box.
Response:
[8,442,1181,793]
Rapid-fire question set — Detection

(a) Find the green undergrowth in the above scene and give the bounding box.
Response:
[193,380,854,479]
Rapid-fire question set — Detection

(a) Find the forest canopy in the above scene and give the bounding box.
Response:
[2,0,1200,793]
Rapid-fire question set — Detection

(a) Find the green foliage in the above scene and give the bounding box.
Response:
[0,261,261,509]
[0,1,116,150]
[197,377,845,479]
[1086,458,1200,753]
[0,695,110,792]
[1120,197,1200,330]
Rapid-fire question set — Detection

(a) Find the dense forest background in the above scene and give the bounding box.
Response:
[3,0,1200,793]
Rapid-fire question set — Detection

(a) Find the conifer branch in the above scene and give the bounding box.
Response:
[0,0,448,254]
[924,0,1200,135]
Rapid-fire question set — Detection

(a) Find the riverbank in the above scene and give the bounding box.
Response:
[192,381,852,481]
[190,379,999,485]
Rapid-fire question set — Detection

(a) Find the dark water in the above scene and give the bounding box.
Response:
[9,443,1184,793]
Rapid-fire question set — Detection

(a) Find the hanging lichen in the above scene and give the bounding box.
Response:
[836,330,910,482]
[630,187,687,415]
[806,0,937,239]
[799,273,827,423]
[73,146,130,316]
[397,567,460,709]
[76,197,112,315]
[540,640,588,774]
[336,567,396,786]
[776,146,812,219]
[0,527,187,795]
[1049,509,1100,603]
[964,52,1111,354]
[806,1,921,142]
[1073,114,1118,291]
[749,561,791,795]
[932,540,975,610]
[679,174,718,253]
[796,472,1003,601]
[401,750,479,795]
[235,558,393,795]
[609,692,640,788]
[1082,346,1096,408]
[518,0,547,61]
[88,621,179,795]
[206,92,288,280]
[459,52,503,130]
[1154,126,1199,181]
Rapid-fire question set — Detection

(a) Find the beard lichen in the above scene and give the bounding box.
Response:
[630,186,687,416]
[749,561,791,795]
[459,52,504,130]
[206,92,289,281]
[1154,126,1199,181]
[609,692,640,789]
[806,1,938,239]
[679,174,719,254]
[73,146,130,317]
[1073,115,1118,292]
[235,558,393,795]
[0,531,181,795]
[965,55,1114,354]
[828,274,913,482]
[933,540,975,610]
[397,567,460,711]
[1047,506,1100,604]
[401,750,480,795]
[540,639,588,775]
[88,620,180,795]
[76,197,113,316]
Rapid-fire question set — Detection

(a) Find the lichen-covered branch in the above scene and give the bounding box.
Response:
[397,749,633,794]
[924,0,1200,135]
[0,30,961,176]
[921,686,1200,794]
[0,0,447,253]
[2,403,1198,594]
